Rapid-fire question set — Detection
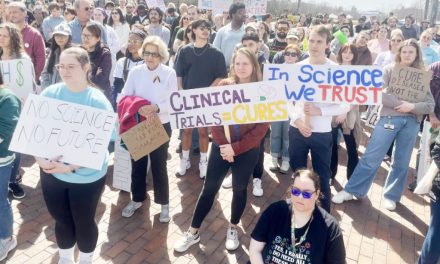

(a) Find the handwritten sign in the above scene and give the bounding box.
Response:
[263,64,383,105]
[236,0,267,15]
[0,59,35,100]
[168,80,288,129]
[388,65,432,103]
[198,0,212,9]
[121,117,169,161]
[145,0,166,11]
[9,94,116,170]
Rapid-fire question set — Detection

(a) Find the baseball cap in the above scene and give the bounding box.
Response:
[53,23,72,36]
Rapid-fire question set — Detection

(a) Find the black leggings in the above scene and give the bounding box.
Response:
[330,126,359,179]
[131,123,172,204]
[252,136,266,179]
[191,145,259,228]
[40,170,106,252]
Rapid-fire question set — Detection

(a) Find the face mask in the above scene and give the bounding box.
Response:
[277,32,287,39]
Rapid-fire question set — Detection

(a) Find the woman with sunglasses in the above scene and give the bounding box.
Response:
[108,8,130,47]
[420,29,440,67]
[333,39,435,211]
[119,36,177,221]
[269,44,301,174]
[249,169,345,264]
[374,29,404,67]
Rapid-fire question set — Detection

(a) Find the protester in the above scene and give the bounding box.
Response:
[108,7,129,47]
[400,15,418,40]
[63,5,76,23]
[0,74,20,262]
[213,2,246,67]
[37,46,113,264]
[268,20,289,62]
[374,29,404,67]
[112,30,146,108]
[93,7,119,56]
[145,7,170,46]
[333,39,435,211]
[174,19,227,179]
[130,4,148,29]
[69,0,107,45]
[330,44,361,180]
[42,2,65,42]
[288,25,350,212]
[270,44,300,174]
[174,48,269,253]
[419,30,440,67]
[0,23,32,200]
[41,23,73,89]
[354,30,373,65]
[249,170,346,264]
[8,1,46,83]
[172,13,190,53]
[368,25,390,61]
[81,23,112,101]
[119,36,177,221]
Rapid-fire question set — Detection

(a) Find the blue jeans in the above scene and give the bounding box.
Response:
[0,162,13,239]
[289,127,332,212]
[418,196,440,264]
[345,116,420,201]
[270,121,290,161]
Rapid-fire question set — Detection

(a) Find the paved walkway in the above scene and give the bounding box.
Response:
[2,130,431,264]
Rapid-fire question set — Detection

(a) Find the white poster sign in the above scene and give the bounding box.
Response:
[237,0,267,15]
[9,94,117,170]
[113,136,132,192]
[146,0,166,11]
[0,59,35,100]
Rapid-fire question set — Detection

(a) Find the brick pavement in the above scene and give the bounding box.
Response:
[1,130,431,264]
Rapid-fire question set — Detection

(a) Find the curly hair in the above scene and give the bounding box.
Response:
[0,23,25,58]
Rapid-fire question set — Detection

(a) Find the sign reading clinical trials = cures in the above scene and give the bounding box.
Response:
[264,64,383,105]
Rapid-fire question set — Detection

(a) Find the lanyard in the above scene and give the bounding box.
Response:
[291,214,313,253]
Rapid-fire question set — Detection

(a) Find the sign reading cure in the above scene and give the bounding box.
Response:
[388,65,432,103]
[9,94,117,170]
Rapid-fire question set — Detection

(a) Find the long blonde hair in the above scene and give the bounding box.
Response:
[228,48,262,83]
[395,39,425,70]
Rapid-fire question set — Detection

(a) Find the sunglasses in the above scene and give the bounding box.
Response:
[285,52,298,57]
[291,187,315,199]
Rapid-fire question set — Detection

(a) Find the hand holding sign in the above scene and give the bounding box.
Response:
[394,101,415,113]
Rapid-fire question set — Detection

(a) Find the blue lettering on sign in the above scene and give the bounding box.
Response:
[296,65,383,87]
[267,67,289,81]
[284,84,315,101]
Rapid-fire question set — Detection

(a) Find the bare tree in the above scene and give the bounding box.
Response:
[430,0,439,24]
[424,0,430,19]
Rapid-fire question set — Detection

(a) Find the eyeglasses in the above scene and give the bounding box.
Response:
[285,52,298,57]
[64,11,70,15]
[197,26,210,31]
[81,33,94,39]
[128,39,143,44]
[84,6,94,11]
[291,187,316,199]
[55,64,81,71]
[143,51,160,58]
[391,39,402,43]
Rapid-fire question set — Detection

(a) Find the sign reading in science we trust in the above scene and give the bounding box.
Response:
[263,64,383,105]
[168,80,288,129]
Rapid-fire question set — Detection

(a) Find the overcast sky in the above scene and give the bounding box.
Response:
[302,0,420,12]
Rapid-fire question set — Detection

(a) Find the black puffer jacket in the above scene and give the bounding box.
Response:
[430,135,440,199]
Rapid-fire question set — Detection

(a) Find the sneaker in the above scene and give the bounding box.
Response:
[408,180,417,192]
[225,227,239,251]
[252,178,263,197]
[159,204,170,223]
[331,190,354,204]
[279,161,290,174]
[199,160,207,179]
[383,198,396,211]
[122,201,143,218]
[176,158,191,177]
[8,183,25,199]
[174,231,200,252]
[0,236,17,261]
[222,174,232,188]
[269,157,279,172]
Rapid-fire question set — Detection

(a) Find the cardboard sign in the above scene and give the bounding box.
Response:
[236,0,267,15]
[9,94,116,170]
[388,65,432,103]
[145,0,166,11]
[121,117,169,161]
[263,64,383,105]
[1,59,35,100]
[168,80,288,129]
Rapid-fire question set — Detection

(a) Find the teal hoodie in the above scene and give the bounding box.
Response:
[0,88,21,166]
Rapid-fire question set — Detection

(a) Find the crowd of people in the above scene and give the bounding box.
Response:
[0,0,439,263]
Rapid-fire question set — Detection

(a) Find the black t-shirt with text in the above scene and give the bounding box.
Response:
[174,43,227,90]
[251,200,346,264]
